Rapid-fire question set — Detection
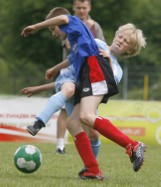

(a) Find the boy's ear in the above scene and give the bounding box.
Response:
[89,4,92,11]
[72,5,75,12]
[122,49,132,57]
[127,49,133,55]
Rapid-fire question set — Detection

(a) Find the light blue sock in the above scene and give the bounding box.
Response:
[37,92,67,124]
[90,139,101,159]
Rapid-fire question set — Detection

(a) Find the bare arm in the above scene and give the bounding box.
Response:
[20,82,55,97]
[45,58,69,80]
[21,15,69,37]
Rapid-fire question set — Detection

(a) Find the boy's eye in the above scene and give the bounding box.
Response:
[118,34,123,39]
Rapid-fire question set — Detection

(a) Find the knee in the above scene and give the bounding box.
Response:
[79,112,91,126]
[63,87,75,100]
[67,87,75,98]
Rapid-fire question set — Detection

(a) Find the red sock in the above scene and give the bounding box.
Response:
[94,117,137,148]
[74,132,99,174]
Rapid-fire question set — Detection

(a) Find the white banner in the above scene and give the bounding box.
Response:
[0,96,68,143]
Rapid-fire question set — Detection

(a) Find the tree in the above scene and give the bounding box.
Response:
[0,0,161,98]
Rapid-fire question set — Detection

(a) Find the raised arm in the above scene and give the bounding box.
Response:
[21,15,69,37]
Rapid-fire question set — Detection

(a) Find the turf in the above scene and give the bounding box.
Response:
[0,141,161,187]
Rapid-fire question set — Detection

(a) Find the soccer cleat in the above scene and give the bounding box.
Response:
[56,148,65,154]
[78,168,87,177]
[26,120,45,136]
[79,170,104,180]
[130,142,146,172]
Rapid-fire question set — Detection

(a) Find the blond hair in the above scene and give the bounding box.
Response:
[46,7,70,20]
[116,23,146,58]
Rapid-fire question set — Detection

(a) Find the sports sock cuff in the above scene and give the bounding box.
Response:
[93,116,102,130]
[56,91,67,102]
[74,132,86,141]
[35,118,45,126]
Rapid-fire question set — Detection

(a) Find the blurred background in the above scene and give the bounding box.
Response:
[0,0,161,100]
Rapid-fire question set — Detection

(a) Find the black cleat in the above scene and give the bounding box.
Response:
[78,168,87,177]
[56,148,65,154]
[26,120,45,136]
[130,142,147,172]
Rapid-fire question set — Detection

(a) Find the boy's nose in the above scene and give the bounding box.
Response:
[119,38,123,44]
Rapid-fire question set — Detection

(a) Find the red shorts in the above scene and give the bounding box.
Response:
[74,56,119,104]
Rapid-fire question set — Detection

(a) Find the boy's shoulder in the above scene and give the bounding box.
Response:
[68,14,80,20]
[62,15,86,30]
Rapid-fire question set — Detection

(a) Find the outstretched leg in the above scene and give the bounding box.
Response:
[79,95,146,172]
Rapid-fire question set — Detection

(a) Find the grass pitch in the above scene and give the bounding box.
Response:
[0,141,161,187]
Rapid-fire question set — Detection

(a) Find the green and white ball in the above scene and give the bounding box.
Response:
[14,145,42,174]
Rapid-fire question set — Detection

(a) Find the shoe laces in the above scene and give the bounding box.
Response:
[131,142,145,163]
[133,143,144,158]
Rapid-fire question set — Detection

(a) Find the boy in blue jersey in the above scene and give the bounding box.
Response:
[21,7,102,160]
[20,37,122,159]
[21,37,122,178]
[21,7,104,178]
[47,3,105,155]
[21,7,146,180]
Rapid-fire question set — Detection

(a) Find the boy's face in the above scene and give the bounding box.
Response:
[48,26,66,39]
[110,31,131,56]
[73,0,91,21]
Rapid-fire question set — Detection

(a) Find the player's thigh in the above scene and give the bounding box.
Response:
[79,95,103,126]
[67,104,83,136]
[80,95,103,114]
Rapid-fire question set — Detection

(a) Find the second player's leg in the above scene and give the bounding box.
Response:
[56,108,68,154]
[67,104,104,179]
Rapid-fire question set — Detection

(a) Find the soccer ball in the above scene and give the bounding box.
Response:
[14,145,42,174]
